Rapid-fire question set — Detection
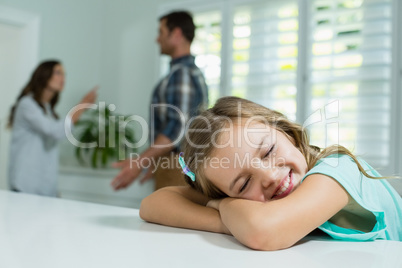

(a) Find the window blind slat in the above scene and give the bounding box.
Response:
[230,0,298,119]
[191,10,223,106]
[308,0,392,167]
[168,0,394,169]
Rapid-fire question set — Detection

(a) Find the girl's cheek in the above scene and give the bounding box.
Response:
[245,187,265,202]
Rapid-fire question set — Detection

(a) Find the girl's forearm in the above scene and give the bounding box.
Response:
[140,188,230,234]
[218,198,277,250]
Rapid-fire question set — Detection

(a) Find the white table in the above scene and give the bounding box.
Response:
[1,190,401,268]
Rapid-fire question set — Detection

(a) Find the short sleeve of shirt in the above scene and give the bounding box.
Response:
[302,154,402,241]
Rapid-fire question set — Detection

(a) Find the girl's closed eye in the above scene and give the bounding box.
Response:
[239,177,251,193]
[263,144,275,159]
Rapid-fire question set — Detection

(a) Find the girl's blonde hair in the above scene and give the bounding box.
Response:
[182,96,378,199]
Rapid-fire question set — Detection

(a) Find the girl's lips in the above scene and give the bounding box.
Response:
[272,170,294,199]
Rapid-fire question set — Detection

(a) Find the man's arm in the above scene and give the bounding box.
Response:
[111,134,174,190]
[111,66,193,190]
[139,134,174,161]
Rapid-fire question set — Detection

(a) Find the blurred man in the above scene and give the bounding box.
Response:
[111,11,208,191]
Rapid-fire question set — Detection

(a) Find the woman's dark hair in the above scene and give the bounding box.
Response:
[159,11,195,43]
[8,60,61,128]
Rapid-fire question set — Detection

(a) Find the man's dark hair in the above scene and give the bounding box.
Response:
[159,11,195,43]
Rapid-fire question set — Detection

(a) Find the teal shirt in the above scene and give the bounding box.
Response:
[302,154,402,241]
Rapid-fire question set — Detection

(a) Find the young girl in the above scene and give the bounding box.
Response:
[139,96,402,250]
[8,60,97,197]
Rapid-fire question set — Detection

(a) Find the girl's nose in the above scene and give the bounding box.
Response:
[259,167,279,189]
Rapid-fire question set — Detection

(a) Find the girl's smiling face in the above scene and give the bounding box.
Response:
[204,120,308,202]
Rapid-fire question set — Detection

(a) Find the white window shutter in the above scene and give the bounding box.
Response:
[192,10,223,106]
[229,0,299,121]
[306,0,393,169]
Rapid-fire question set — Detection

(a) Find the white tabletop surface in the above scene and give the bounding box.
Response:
[1,190,401,268]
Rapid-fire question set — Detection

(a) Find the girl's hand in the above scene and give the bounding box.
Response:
[206,199,222,210]
[206,199,232,235]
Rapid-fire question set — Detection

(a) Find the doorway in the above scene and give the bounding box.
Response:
[0,6,39,189]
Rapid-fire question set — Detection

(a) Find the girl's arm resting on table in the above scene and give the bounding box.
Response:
[215,174,349,251]
[139,186,230,234]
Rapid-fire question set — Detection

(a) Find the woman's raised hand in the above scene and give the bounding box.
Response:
[71,86,98,124]
[80,85,98,105]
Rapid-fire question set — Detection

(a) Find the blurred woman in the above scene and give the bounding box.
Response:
[7,60,97,197]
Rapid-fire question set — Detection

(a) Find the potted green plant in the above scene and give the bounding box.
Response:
[73,104,137,168]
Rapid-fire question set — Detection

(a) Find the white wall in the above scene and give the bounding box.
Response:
[0,23,26,189]
[0,0,192,205]
[0,0,188,144]
[0,5,40,189]
[1,0,401,202]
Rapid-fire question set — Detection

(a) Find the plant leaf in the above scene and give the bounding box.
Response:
[101,148,108,167]
[75,147,84,164]
[91,147,98,168]
[74,119,94,126]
